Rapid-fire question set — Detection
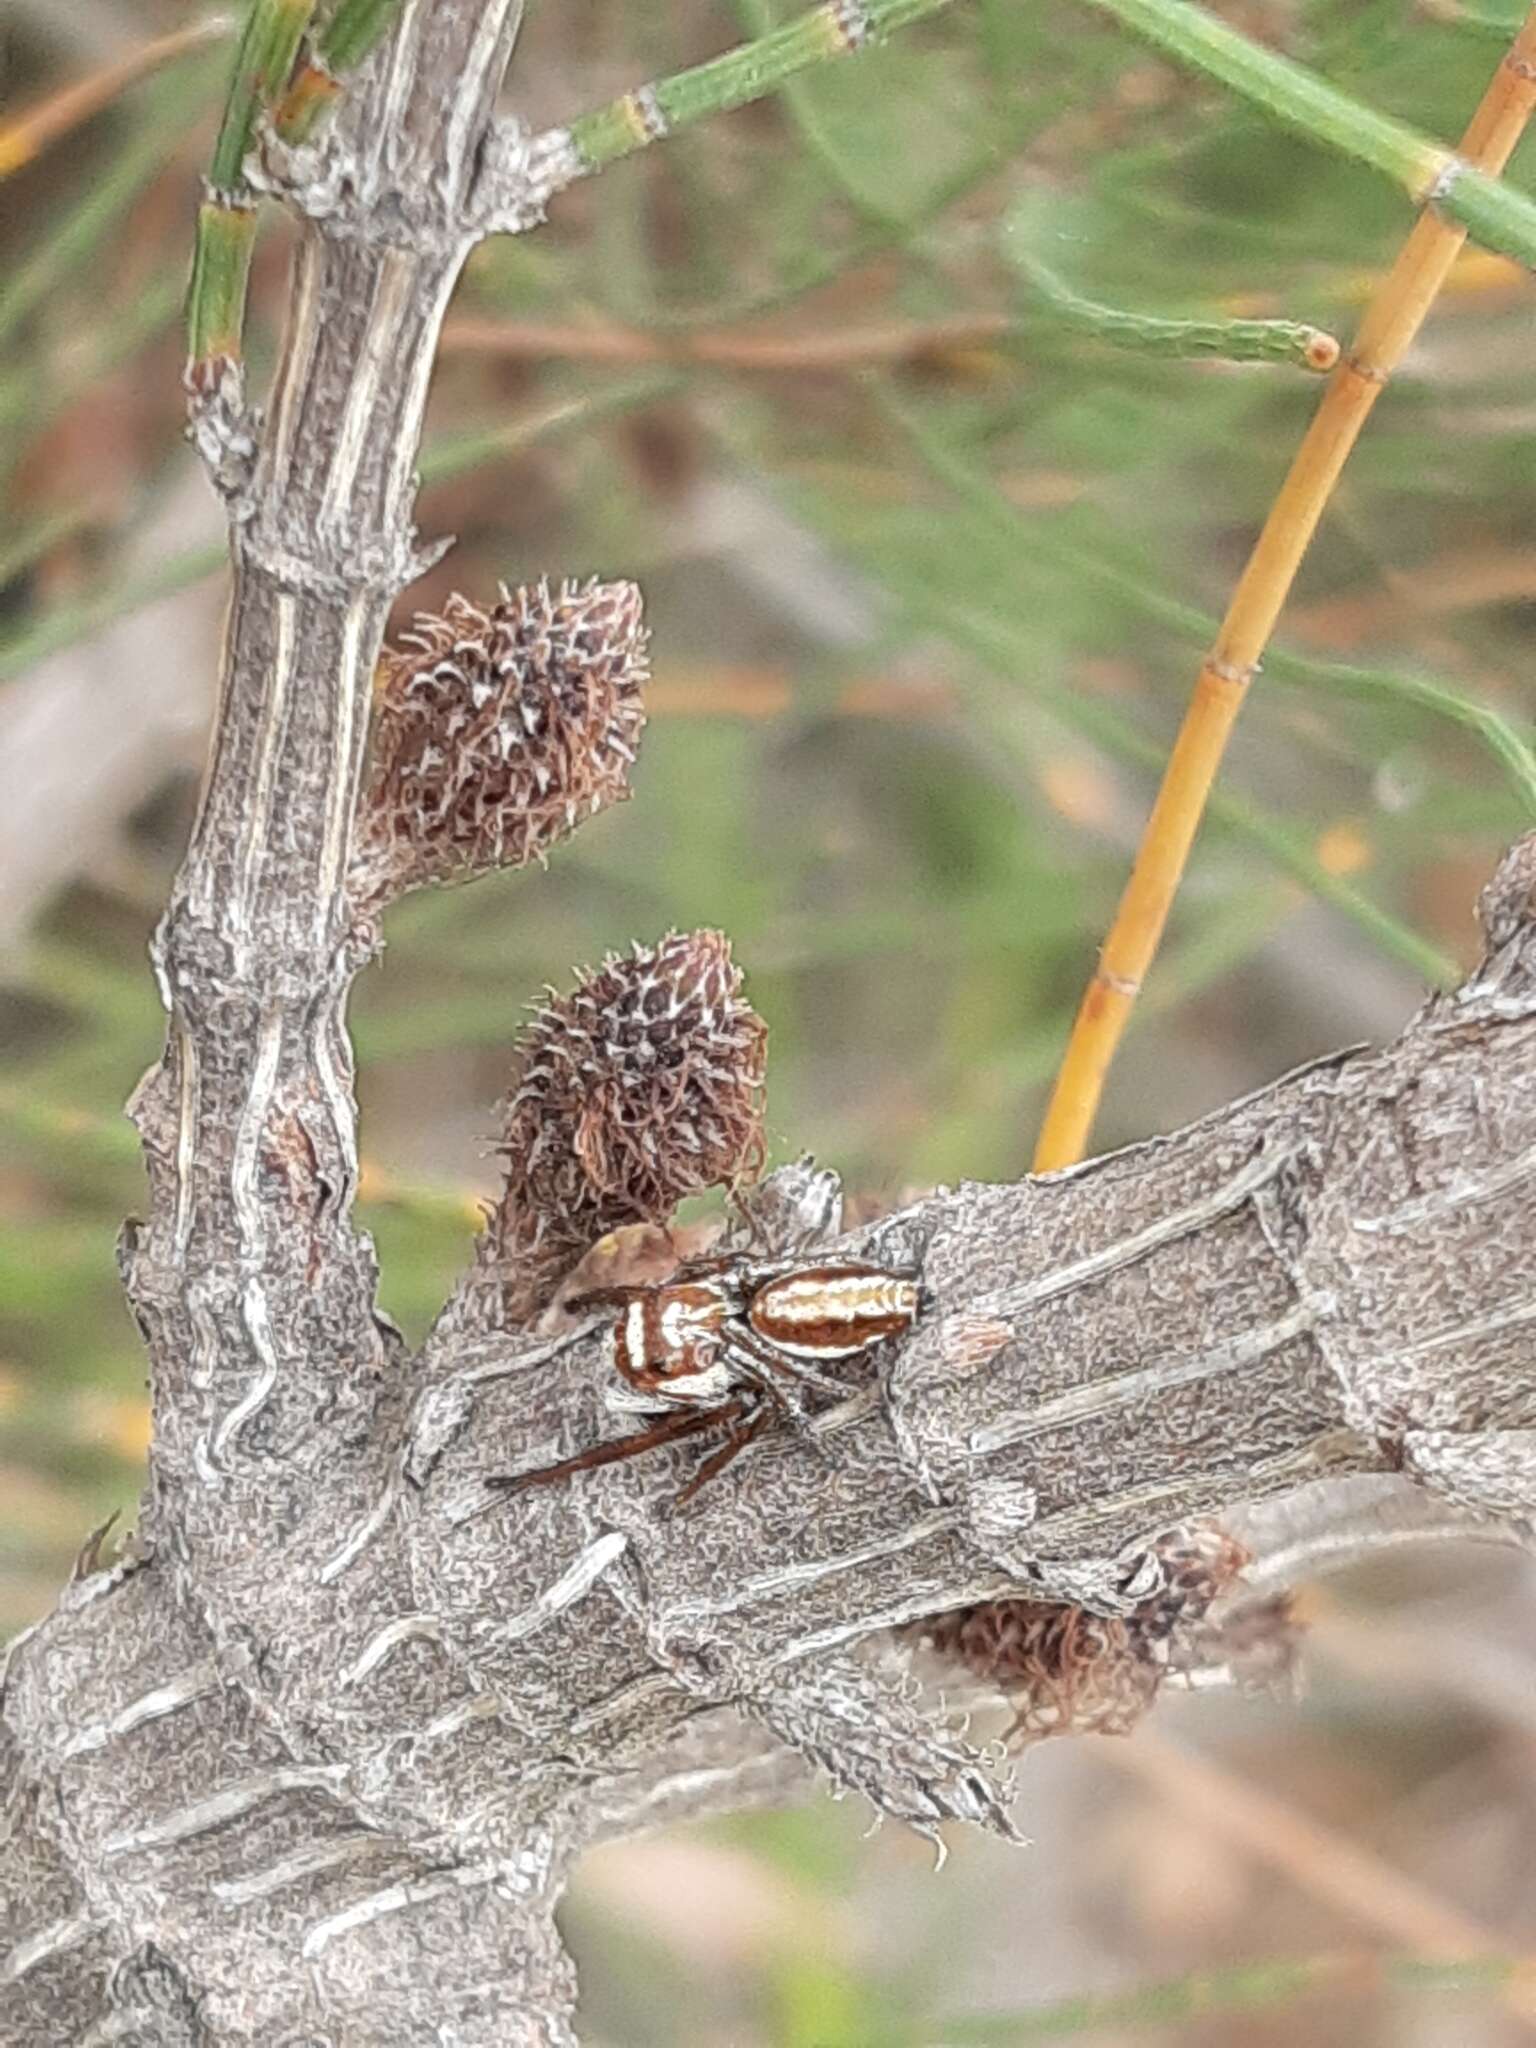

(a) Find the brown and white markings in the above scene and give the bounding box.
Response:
[489,1254,925,1509]
[747,1264,922,1358]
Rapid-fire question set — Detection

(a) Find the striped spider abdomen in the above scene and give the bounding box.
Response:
[746,1261,922,1359]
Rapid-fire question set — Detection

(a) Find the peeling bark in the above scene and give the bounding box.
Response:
[3,5,1534,2043]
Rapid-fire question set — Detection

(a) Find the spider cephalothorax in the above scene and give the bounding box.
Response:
[490,1252,925,1508]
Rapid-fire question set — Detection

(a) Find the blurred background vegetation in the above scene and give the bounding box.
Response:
[3,1,1536,2040]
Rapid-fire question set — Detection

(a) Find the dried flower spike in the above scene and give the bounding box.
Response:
[913,1523,1275,1745]
[353,577,648,905]
[478,929,768,1326]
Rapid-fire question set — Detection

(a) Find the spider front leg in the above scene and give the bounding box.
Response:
[488,1399,742,1497]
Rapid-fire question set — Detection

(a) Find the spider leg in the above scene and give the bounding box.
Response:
[670,1399,773,1510]
[715,1340,808,1423]
[718,1335,847,1467]
[487,1401,735,1495]
[665,1250,735,1282]
[728,1325,855,1402]
[560,1284,645,1315]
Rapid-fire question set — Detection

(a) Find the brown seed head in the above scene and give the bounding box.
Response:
[355,577,648,903]
[486,930,768,1320]
[920,1597,1156,1741]
[913,1522,1262,1745]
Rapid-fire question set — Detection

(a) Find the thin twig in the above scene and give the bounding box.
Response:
[1010,246,1338,371]
[440,290,1338,372]
[189,0,961,383]
[438,309,1017,370]
[1106,1731,1502,1957]
[0,17,230,182]
[1034,5,1536,1170]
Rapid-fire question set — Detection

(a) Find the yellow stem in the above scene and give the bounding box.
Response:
[1033,9,1536,1173]
[0,19,227,180]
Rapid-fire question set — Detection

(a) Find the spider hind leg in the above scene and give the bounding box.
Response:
[668,1399,773,1511]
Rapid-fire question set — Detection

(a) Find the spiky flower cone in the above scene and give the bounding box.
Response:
[913,1524,1277,1744]
[353,577,648,905]
[473,929,768,1327]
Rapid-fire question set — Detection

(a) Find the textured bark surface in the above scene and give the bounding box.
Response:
[3,6,1535,2043]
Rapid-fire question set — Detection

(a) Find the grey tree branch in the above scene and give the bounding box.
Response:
[4,4,1536,2043]
[6,840,1535,2041]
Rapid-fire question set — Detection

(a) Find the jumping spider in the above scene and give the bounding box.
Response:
[489,1251,926,1509]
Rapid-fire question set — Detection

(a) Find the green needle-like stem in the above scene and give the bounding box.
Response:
[566,0,958,174]
[1011,247,1338,371]
[1083,0,1536,262]
[273,0,407,142]
[188,0,409,382]
[187,0,314,384]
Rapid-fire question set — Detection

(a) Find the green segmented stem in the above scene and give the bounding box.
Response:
[195,0,957,374]
[189,0,412,378]
[187,0,313,379]
[567,0,959,173]
[207,0,313,192]
[319,0,405,72]
[1083,0,1536,264]
[275,0,407,142]
[1014,249,1337,370]
[186,197,258,378]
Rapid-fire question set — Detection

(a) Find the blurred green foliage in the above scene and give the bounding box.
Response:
[3,1,1535,2038]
